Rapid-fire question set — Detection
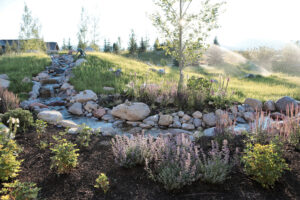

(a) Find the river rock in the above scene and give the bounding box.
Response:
[181,114,192,123]
[178,111,184,117]
[93,108,106,119]
[275,96,298,112]
[139,123,152,129]
[263,100,276,111]
[60,83,74,91]
[37,110,63,125]
[59,120,78,128]
[0,78,10,89]
[143,115,159,123]
[203,127,216,136]
[203,113,217,127]
[84,101,98,112]
[36,72,49,80]
[29,102,48,109]
[243,112,255,122]
[192,111,202,119]
[29,82,41,100]
[244,98,263,110]
[22,77,31,83]
[158,115,173,126]
[0,74,9,80]
[111,102,150,121]
[72,90,98,103]
[74,58,87,67]
[182,123,195,130]
[68,102,83,115]
[193,118,202,128]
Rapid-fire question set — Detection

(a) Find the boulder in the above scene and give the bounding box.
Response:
[203,127,216,136]
[182,123,195,130]
[84,101,98,112]
[139,123,152,129]
[263,100,276,111]
[36,72,49,80]
[178,111,185,117]
[29,82,41,100]
[58,120,78,128]
[0,78,10,89]
[243,112,255,122]
[68,102,83,115]
[143,115,159,123]
[158,115,173,126]
[244,98,263,110]
[93,108,106,119]
[74,58,87,67]
[203,113,217,127]
[181,114,192,123]
[37,110,63,125]
[172,120,182,128]
[193,118,202,128]
[0,74,9,80]
[275,96,298,112]
[192,111,203,119]
[60,83,74,91]
[111,102,150,121]
[29,102,48,109]
[72,90,98,103]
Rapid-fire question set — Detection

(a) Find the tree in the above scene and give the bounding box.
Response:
[153,38,160,51]
[90,16,100,51]
[214,36,220,46]
[117,37,122,51]
[113,42,120,54]
[62,38,67,50]
[11,41,18,52]
[104,39,112,52]
[151,0,224,99]
[139,37,147,53]
[77,7,89,49]
[67,38,72,50]
[5,41,12,54]
[19,3,44,52]
[128,30,138,55]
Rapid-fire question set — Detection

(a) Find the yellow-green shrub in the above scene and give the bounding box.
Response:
[94,173,109,194]
[0,180,40,200]
[242,143,289,188]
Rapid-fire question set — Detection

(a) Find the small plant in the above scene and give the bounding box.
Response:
[37,140,48,150]
[35,119,47,139]
[50,134,79,174]
[6,117,20,140]
[242,142,289,189]
[2,108,33,133]
[200,140,234,184]
[111,134,152,168]
[76,124,93,147]
[0,180,40,200]
[0,87,20,114]
[0,139,22,181]
[94,173,110,194]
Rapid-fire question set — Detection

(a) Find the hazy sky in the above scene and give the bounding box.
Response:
[0,0,300,49]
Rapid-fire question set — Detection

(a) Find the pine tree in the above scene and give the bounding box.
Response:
[62,38,67,50]
[214,36,220,46]
[117,37,122,51]
[139,37,147,53]
[113,42,120,54]
[128,30,137,55]
[67,38,72,50]
[77,7,89,50]
[5,41,12,54]
[11,41,18,53]
[154,38,160,51]
[104,39,111,52]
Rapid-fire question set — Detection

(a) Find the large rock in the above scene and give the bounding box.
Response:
[275,96,298,112]
[93,108,106,119]
[72,90,98,103]
[193,118,202,128]
[58,120,78,128]
[60,83,74,91]
[158,115,173,126]
[203,113,217,127]
[243,112,255,122]
[29,82,41,100]
[192,111,203,119]
[263,100,276,111]
[203,127,216,136]
[182,123,195,130]
[244,98,263,110]
[84,101,98,112]
[74,58,87,67]
[37,110,63,125]
[0,78,10,89]
[111,102,150,121]
[0,74,9,80]
[68,102,83,115]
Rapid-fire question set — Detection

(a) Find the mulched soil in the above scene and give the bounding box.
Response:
[3,125,300,200]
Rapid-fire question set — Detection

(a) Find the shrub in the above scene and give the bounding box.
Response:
[50,135,79,174]
[35,119,47,139]
[145,134,202,191]
[94,173,110,194]
[200,140,233,184]
[76,124,93,147]
[111,134,152,168]
[0,180,40,200]
[2,109,33,133]
[0,139,22,181]
[242,142,289,188]
[0,87,20,114]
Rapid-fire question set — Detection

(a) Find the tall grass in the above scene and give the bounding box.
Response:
[0,53,51,100]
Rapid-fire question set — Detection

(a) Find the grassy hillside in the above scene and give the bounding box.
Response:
[0,53,51,100]
[71,52,300,102]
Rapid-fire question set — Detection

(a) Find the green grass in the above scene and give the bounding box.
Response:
[0,53,51,100]
[71,52,300,102]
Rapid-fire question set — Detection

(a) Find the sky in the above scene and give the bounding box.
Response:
[0,0,300,50]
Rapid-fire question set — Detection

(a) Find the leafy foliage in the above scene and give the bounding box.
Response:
[76,124,93,147]
[94,173,110,194]
[35,119,47,139]
[2,108,34,134]
[50,134,79,174]
[242,143,289,188]
[0,180,40,200]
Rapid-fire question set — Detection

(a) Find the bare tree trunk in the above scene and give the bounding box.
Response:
[177,0,184,107]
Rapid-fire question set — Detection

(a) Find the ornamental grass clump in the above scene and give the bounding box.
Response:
[0,87,19,114]
[111,134,154,168]
[145,134,202,191]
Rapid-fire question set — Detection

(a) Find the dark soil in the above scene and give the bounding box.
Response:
[5,125,300,200]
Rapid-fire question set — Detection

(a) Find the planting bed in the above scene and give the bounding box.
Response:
[3,125,299,200]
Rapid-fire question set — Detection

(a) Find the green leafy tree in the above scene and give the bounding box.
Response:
[77,7,89,50]
[151,0,224,101]
[19,3,45,52]
[4,42,12,54]
[128,30,138,55]
[11,41,19,53]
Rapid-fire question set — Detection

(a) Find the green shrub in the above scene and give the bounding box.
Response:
[0,139,22,181]
[0,180,40,200]
[94,173,110,194]
[35,119,47,139]
[50,135,79,174]
[76,124,93,147]
[2,109,33,133]
[242,143,289,188]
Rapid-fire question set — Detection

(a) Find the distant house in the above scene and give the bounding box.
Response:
[0,39,59,53]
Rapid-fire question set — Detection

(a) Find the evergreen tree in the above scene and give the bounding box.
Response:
[113,42,120,54]
[5,41,12,54]
[62,38,67,50]
[139,37,147,53]
[128,30,137,55]
[213,36,220,46]
[104,39,111,52]
[117,37,122,51]
[154,38,160,51]
[67,38,72,50]
[77,7,89,50]
[19,3,44,52]
[11,41,18,53]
